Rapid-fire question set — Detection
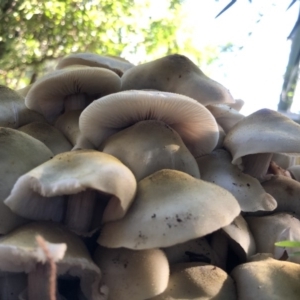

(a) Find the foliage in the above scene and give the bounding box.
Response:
[275,240,300,256]
[0,0,221,89]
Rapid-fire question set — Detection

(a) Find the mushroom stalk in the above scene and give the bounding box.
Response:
[64,189,97,233]
[28,262,55,300]
[64,94,89,111]
[242,153,273,180]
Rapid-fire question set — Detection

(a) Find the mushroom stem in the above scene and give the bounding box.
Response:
[28,262,54,300]
[64,94,89,111]
[242,153,273,180]
[64,190,97,233]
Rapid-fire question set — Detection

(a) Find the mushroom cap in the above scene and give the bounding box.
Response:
[98,169,240,249]
[0,85,45,128]
[206,104,244,133]
[231,255,300,300]
[261,175,300,217]
[196,149,277,212]
[102,120,200,181]
[149,262,237,300]
[224,109,300,165]
[0,222,102,300]
[287,165,300,181]
[121,54,235,106]
[93,246,169,300]
[0,127,53,234]
[79,90,219,157]
[246,213,300,263]
[56,52,134,76]
[25,66,121,123]
[18,122,72,155]
[5,150,137,224]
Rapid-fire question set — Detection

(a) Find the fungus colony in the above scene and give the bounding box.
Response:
[1,53,300,299]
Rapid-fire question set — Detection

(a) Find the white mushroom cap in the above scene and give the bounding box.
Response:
[79,90,219,157]
[0,85,45,128]
[56,52,134,76]
[102,120,200,181]
[246,213,300,263]
[224,109,300,166]
[231,254,300,300]
[18,122,72,155]
[0,127,53,234]
[121,54,235,106]
[93,246,169,300]
[196,149,277,212]
[0,222,102,300]
[98,169,240,249]
[25,66,121,123]
[5,150,137,224]
[149,262,237,300]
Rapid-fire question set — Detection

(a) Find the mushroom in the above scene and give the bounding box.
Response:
[5,150,137,235]
[93,246,169,300]
[231,254,300,300]
[98,169,240,249]
[25,66,121,123]
[196,149,277,212]
[149,262,237,300]
[56,52,135,76]
[0,85,45,128]
[101,120,200,181]
[79,90,219,157]
[0,127,53,234]
[224,109,300,180]
[0,222,102,300]
[18,122,72,155]
[121,54,235,106]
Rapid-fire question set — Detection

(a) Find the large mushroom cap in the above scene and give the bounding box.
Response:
[98,169,240,249]
[5,150,137,225]
[102,120,200,181]
[25,66,121,123]
[94,246,169,300]
[121,54,235,106]
[79,90,219,157]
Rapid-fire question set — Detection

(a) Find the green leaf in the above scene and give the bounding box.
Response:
[275,240,300,248]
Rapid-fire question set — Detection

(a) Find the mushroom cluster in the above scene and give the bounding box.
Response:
[2,52,300,299]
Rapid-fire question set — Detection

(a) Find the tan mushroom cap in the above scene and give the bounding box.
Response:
[79,90,219,157]
[18,122,72,155]
[54,110,95,150]
[228,99,245,111]
[262,175,300,217]
[56,52,134,76]
[102,120,200,181]
[25,66,121,123]
[93,246,169,300]
[224,109,300,166]
[5,150,137,224]
[149,262,237,300]
[98,169,240,249]
[231,254,300,300]
[246,213,300,263]
[196,149,277,212]
[0,222,102,300]
[206,104,244,133]
[121,54,235,106]
[0,127,53,234]
[0,85,45,128]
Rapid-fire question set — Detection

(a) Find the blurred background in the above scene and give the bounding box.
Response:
[1,0,300,116]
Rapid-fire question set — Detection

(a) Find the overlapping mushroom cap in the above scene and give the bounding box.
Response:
[121,54,235,106]
[25,66,121,123]
[98,169,240,249]
[79,90,219,157]
[4,150,137,225]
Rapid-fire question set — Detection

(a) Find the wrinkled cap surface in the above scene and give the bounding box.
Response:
[98,169,240,249]
[79,90,219,157]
